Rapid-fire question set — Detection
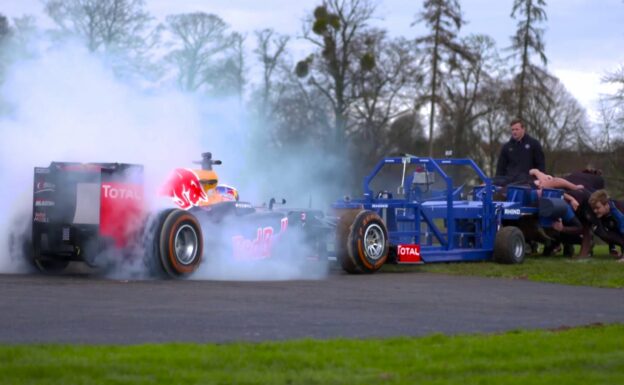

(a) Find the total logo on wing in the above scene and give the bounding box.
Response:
[396,244,422,263]
[102,183,143,200]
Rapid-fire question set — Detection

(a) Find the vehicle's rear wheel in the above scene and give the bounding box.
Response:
[337,210,389,274]
[157,209,203,278]
[33,258,69,273]
[494,226,525,264]
[32,241,69,273]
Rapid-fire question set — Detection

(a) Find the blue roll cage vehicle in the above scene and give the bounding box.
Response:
[331,155,570,274]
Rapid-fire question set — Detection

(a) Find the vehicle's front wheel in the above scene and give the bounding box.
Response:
[157,209,203,278]
[337,210,389,274]
[494,226,525,264]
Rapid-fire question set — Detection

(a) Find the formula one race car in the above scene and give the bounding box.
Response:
[14,153,334,278]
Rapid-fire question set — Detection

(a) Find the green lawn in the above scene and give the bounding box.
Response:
[1,324,622,384]
[383,245,624,288]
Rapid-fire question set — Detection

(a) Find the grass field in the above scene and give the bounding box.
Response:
[382,244,624,288]
[0,324,622,384]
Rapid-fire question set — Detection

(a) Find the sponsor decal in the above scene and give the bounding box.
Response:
[35,200,55,207]
[102,184,142,200]
[35,167,50,174]
[34,212,49,223]
[168,168,207,210]
[397,244,421,263]
[232,217,288,260]
[504,208,521,215]
[216,185,239,201]
[372,204,389,208]
[35,181,55,194]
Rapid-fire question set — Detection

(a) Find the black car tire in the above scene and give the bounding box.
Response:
[494,226,525,264]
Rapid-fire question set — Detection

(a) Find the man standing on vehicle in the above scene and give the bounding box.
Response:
[495,118,546,186]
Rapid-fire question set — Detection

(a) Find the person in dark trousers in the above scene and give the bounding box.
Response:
[495,118,546,187]
[531,168,606,257]
[585,189,624,262]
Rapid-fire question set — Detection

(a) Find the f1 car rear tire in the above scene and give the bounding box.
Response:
[34,259,69,273]
[157,209,203,278]
[494,226,525,264]
[338,210,389,274]
[32,243,69,273]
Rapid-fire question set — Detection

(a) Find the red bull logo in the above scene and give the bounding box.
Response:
[167,168,208,210]
[232,218,288,260]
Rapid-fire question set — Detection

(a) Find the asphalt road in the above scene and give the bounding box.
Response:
[1,270,623,344]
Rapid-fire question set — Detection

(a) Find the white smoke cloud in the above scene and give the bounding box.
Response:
[0,39,333,280]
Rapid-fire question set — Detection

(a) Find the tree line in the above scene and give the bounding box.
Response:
[0,0,622,193]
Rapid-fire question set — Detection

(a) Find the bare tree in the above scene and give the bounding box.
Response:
[438,34,502,160]
[508,0,549,118]
[0,15,9,41]
[208,31,246,99]
[43,0,158,80]
[474,77,514,175]
[523,76,589,172]
[603,66,624,129]
[44,0,154,53]
[295,0,376,152]
[253,28,290,120]
[350,31,423,166]
[164,12,237,94]
[413,0,471,157]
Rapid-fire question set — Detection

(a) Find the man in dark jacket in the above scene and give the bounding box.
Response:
[495,118,546,186]
[586,189,624,262]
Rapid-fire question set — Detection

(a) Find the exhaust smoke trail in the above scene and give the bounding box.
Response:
[0,39,334,280]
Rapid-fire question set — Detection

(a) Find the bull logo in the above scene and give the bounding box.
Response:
[167,168,207,210]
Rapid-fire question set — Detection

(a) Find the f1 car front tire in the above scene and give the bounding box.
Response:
[143,209,203,278]
[157,209,203,278]
[337,210,389,274]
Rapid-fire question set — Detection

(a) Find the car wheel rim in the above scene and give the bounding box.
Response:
[513,240,524,259]
[364,223,385,260]
[174,224,198,265]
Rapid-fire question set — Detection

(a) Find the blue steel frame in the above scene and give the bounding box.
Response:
[332,156,503,263]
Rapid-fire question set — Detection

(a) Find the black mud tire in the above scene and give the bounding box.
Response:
[494,226,525,264]
[338,210,389,274]
[157,209,203,278]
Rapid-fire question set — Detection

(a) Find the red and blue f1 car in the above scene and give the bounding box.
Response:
[15,153,333,278]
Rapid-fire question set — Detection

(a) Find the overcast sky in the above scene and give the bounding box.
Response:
[3,0,623,118]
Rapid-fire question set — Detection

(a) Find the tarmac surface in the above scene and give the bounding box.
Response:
[1,269,623,344]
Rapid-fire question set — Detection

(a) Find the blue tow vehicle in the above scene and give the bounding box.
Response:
[331,155,570,274]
